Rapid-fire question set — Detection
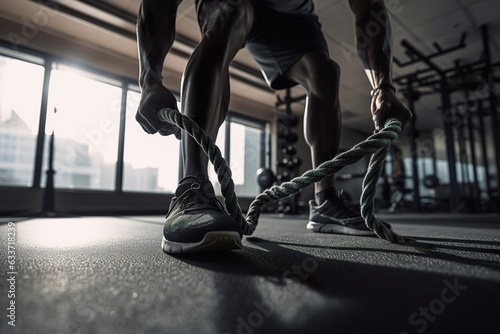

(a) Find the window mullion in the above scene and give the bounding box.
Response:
[115,83,128,192]
[32,58,53,188]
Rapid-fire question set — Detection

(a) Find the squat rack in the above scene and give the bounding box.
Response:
[393,24,500,212]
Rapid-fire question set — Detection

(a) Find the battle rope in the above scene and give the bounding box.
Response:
[157,108,411,244]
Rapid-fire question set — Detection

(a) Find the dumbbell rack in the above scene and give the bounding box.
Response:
[275,89,305,214]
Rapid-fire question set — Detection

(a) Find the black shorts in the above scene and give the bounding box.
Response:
[195,0,329,90]
[246,0,329,89]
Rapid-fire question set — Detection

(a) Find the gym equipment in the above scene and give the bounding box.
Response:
[393,25,500,213]
[274,89,304,214]
[278,131,298,144]
[157,107,411,244]
[423,175,440,189]
[256,168,275,189]
[282,145,297,156]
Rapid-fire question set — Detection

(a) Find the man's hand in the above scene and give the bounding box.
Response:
[371,89,413,132]
[136,82,181,138]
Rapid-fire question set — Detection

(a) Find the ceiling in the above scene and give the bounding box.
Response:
[1,0,499,135]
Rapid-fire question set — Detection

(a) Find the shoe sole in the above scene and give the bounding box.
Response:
[161,231,242,254]
[306,221,375,236]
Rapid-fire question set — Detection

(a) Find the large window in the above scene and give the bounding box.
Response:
[42,64,122,190]
[122,90,180,193]
[0,55,44,187]
[0,45,270,205]
[208,121,227,195]
[230,117,267,197]
[207,117,267,198]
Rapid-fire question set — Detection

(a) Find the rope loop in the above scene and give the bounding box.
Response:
[158,108,411,244]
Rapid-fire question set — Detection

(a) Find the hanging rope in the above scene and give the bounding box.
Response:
[157,107,411,244]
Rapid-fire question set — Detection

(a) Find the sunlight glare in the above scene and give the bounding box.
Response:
[25,218,122,248]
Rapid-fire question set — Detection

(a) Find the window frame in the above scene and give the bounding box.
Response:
[0,40,271,214]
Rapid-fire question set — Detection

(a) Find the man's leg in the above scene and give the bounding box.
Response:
[180,0,252,178]
[284,50,393,235]
[282,50,341,197]
[161,0,254,253]
[136,0,182,136]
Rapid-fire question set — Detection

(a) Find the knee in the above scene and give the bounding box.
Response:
[200,0,253,38]
[307,59,341,96]
[321,59,341,83]
[221,0,251,21]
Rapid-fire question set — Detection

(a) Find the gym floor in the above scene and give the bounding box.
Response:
[1,213,499,334]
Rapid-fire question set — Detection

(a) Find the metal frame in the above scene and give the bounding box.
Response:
[481,25,500,197]
[0,38,271,198]
[393,25,500,212]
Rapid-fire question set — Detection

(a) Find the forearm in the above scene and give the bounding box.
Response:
[349,0,393,90]
[137,0,182,87]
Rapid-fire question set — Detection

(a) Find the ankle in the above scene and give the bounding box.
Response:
[315,187,337,205]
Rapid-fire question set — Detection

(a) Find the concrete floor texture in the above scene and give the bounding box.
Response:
[0,213,499,334]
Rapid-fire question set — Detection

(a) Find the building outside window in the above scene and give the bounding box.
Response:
[122,89,181,193]
[229,117,267,197]
[0,48,270,201]
[41,64,122,190]
[0,55,44,187]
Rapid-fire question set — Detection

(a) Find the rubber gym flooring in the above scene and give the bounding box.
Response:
[1,213,499,334]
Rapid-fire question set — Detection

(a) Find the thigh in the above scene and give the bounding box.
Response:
[196,0,253,43]
[245,8,329,89]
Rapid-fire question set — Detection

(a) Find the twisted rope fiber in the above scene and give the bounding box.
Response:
[158,108,411,244]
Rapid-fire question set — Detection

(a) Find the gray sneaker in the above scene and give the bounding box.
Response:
[307,191,391,235]
[161,176,243,253]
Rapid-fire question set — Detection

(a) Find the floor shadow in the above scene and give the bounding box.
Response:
[406,235,500,247]
[249,237,500,271]
[168,233,500,333]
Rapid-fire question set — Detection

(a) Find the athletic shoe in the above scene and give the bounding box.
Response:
[161,176,243,253]
[307,191,392,235]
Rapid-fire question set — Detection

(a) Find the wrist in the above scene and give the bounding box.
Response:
[371,83,396,97]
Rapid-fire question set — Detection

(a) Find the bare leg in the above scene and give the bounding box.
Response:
[283,51,341,195]
[285,51,392,235]
[349,0,412,131]
[136,0,182,136]
[161,0,254,254]
[283,49,396,236]
[181,0,253,178]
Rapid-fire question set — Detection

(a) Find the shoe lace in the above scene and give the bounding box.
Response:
[177,183,224,213]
